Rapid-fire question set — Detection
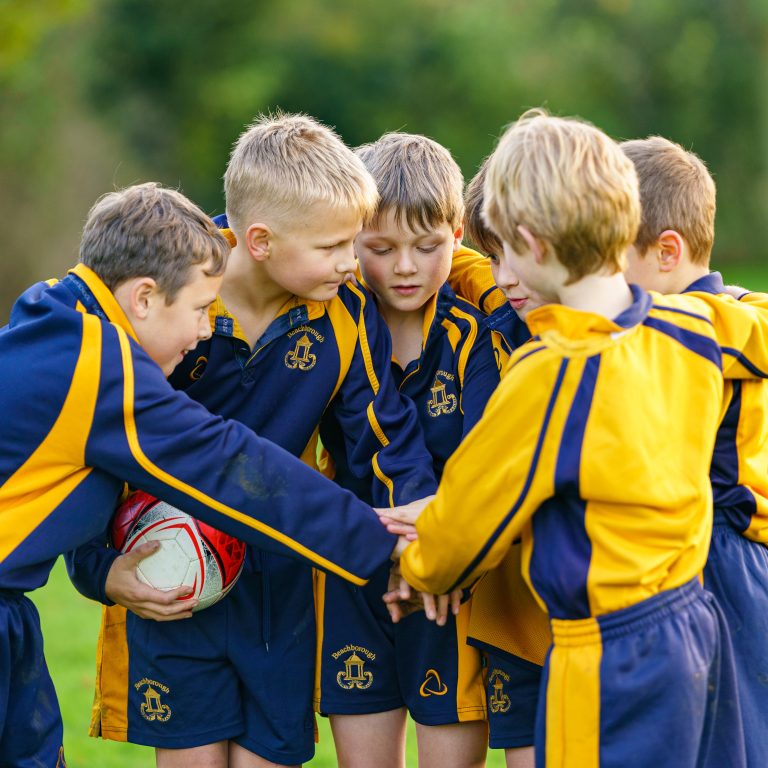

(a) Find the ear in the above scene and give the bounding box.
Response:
[244,222,273,262]
[656,230,684,273]
[452,223,464,250]
[114,276,159,322]
[517,225,545,264]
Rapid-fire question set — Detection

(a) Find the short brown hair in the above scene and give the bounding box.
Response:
[464,158,501,256]
[80,182,229,303]
[356,132,464,231]
[224,112,378,235]
[620,136,716,266]
[483,109,640,283]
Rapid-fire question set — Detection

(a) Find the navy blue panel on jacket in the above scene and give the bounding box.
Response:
[0,264,398,594]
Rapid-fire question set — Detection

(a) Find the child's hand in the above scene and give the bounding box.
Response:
[722,284,750,299]
[383,562,462,626]
[105,542,198,620]
[374,495,434,537]
[421,589,463,626]
[378,516,418,540]
[383,561,418,622]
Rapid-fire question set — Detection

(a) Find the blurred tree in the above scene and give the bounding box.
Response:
[82,0,767,267]
[2,0,766,318]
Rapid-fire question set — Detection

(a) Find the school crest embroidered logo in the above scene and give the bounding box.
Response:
[134,678,172,722]
[488,668,511,713]
[189,355,208,380]
[419,668,449,697]
[284,333,317,371]
[427,371,457,417]
[333,645,375,690]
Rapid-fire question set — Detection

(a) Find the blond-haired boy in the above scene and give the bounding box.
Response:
[0,181,412,767]
[453,160,551,768]
[316,132,498,768]
[622,135,768,767]
[68,116,436,767]
[394,110,768,767]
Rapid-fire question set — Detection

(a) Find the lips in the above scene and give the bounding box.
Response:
[392,285,420,296]
[508,297,528,310]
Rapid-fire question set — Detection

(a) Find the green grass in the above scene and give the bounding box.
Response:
[32,560,506,767]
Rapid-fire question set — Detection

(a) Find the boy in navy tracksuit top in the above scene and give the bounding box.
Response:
[317,133,499,768]
[68,116,436,767]
[0,182,410,767]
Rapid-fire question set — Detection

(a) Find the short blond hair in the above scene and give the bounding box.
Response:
[356,132,464,231]
[620,136,716,266]
[483,109,640,282]
[464,158,501,256]
[80,182,229,303]
[224,112,378,236]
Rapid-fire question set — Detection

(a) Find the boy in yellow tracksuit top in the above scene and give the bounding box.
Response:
[395,110,768,768]
[621,135,768,768]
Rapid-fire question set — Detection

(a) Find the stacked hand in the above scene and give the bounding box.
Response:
[374,495,461,625]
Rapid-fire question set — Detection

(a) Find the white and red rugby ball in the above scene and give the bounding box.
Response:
[111,490,246,612]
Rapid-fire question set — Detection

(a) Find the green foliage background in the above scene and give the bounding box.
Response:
[1,0,767,317]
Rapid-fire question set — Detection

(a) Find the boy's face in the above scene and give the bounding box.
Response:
[355,208,459,315]
[135,261,222,376]
[263,205,361,301]
[488,248,547,321]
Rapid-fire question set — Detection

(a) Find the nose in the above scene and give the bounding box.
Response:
[394,250,417,275]
[199,313,213,341]
[494,258,520,291]
[334,242,357,275]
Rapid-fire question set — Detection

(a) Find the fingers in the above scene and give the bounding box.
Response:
[123,539,161,563]
[374,495,433,526]
[385,597,404,624]
[105,548,199,619]
[379,518,418,538]
[450,588,463,616]
[435,594,450,626]
[130,584,198,620]
[422,593,437,622]
[421,593,448,625]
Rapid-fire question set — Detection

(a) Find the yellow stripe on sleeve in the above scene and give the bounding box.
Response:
[366,402,390,448]
[347,283,380,395]
[0,314,101,561]
[115,330,368,586]
[450,306,479,390]
[372,453,395,507]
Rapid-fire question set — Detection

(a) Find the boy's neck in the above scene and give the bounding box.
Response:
[219,247,294,345]
[664,262,711,295]
[558,271,633,322]
[379,302,427,368]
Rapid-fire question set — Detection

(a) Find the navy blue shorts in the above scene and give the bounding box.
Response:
[483,651,541,749]
[537,579,745,768]
[316,564,485,725]
[704,520,768,767]
[0,593,66,767]
[100,552,316,765]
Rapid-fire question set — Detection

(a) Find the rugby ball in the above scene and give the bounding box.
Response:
[111,491,246,611]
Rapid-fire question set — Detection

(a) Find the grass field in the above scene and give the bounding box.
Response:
[32,560,507,767]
